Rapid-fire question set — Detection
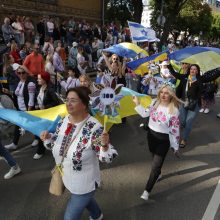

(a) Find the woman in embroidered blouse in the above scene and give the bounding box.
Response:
[41,86,117,220]
[2,65,36,151]
[133,84,182,201]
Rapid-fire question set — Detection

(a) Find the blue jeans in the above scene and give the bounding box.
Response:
[0,139,16,167]
[64,190,102,220]
[179,104,199,141]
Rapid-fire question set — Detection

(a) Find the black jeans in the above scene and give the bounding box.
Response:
[145,153,166,193]
[13,126,21,145]
[36,137,46,155]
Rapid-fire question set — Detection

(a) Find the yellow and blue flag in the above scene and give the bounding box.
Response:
[0,88,151,135]
[169,47,220,72]
[0,77,7,84]
[103,42,148,58]
[126,51,168,75]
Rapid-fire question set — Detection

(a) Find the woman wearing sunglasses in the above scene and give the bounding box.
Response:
[102,52,126,86]
[3,65,37,151]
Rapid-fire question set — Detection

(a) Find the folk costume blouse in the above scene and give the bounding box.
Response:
[46,115,118,194]
[135,103,180,151]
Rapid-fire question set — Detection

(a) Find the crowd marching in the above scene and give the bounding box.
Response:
[0,14,220,220]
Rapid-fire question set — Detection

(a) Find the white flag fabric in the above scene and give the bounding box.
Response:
[127,21,160,42]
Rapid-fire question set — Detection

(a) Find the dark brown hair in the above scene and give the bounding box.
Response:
[66,86,91,110]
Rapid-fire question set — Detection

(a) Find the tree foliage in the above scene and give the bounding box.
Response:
[104,0,143,25]
[209,12,220,40]
[150,0,212,43]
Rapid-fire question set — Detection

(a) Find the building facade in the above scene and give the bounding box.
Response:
[0,0,102,23]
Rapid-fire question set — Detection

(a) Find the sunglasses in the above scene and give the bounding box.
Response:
[181,63,188,65]
[17,71,26,75]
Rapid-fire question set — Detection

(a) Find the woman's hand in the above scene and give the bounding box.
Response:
[2,88,10,94]
[132,96,140,106]
[101,132,109,152]
[40,130,51,141]
[172,148,180,158]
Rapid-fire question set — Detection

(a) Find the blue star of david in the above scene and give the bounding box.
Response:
[141,29,148,36]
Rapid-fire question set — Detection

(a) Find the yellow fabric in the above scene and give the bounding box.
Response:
[27,95,152,132]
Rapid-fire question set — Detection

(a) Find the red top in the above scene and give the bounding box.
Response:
[10,51,21,64]
[23,52,44,76]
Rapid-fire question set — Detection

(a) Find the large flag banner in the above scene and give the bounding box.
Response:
[127,21,159,42]
[103,42,148,58]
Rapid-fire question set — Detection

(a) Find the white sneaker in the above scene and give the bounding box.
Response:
[31,139,39,147]
[199,108,204,113]
[217,113,220,118]
[4,143,18,150]
[140,190,149,201]
[157,174,163,182]
[89,213,103,220]
[33,153,43,160]
[204,108,210,114]
[4,165,21,179]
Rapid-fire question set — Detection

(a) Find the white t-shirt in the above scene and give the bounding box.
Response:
[47,21,54,33]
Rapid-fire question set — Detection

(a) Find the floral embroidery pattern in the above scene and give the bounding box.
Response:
[59,124,76,156]
[149,107,180,147]
[150,107,167,124]
[169,115,180,142]
[72,121,96,171]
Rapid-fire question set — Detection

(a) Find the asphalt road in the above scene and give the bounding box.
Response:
[0,95,220,220]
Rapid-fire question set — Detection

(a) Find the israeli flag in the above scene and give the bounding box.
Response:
[128,21,160,42]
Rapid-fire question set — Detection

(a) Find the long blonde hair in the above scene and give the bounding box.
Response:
[154,84,184,115]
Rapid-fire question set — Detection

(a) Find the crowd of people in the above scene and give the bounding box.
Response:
[0,13,220,220]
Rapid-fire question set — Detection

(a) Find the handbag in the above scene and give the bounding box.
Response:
[184,98,198,111]
[184,81,198,111]
[49,116,90,196]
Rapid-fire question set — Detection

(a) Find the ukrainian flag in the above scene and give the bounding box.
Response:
[0,77,8,84]
[0,88,151,135]
[169,47,220,72]
[103,42,148,58]
[127,51,168,75]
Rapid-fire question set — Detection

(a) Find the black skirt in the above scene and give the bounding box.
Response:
[147,128,170,157]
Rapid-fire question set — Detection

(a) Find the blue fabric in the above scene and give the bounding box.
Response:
[64,190,101,220]
[0,139,16,167]
[103,44,137,58]
[179,104,199,141]
[0,109,61,137]
[127,51,168,70]
[169,46,220,61]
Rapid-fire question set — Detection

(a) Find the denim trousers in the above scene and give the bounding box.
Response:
[0,139,16,167]
[179,104,199,141]
[64,190,102,220]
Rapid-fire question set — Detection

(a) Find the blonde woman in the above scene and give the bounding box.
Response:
[45,54,56,84]
[133,83,182,201]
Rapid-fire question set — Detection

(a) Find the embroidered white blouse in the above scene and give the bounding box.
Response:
[15,81,36,111]
[46,115,118,195]
[135,102,180,151]
[60,77,80,91]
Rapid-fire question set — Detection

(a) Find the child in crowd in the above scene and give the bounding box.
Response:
[58,66,80,91]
